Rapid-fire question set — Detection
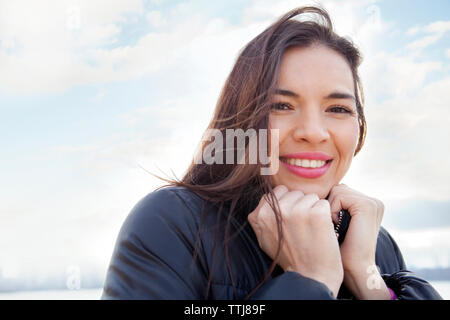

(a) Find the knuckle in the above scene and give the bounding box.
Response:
[279,190,303,214]
[309,201,330,219]
[316,199,331,209]
[274,184,289,193]
[335,184,348,192]
[291,199,306,214]
[328,186,339,197]
[377,199,385,211]
[311,204,329,217]
[258,214,269,228]
[374,198,385,216]
[259,208,278,228]
[290,194,318,214]
[284,190,304,201]
[290,190,305,196]
[304,193,320,201]
[307,210,328,226]
[316,211,331,225]
[367,198,378,211]
[260,200,270,212]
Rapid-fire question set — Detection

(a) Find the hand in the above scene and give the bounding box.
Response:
[327,184,388,299]
[248,185,344,298]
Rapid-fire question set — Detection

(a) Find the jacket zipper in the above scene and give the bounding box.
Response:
[334,210,344,239]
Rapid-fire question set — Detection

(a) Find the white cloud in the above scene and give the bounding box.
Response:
[362,75,450,202]
[406,20,450,51]
[424,20,450,34]
[0,0,143,48]
[407,33,443,51]
[147,10,166,28]
[150,0,166,5]
[348,50,450,202]
[0,0,383,94]
[330,12,450,204]
[2,0,449,275]
[0,0,143,93]
[406,25,421,36]
[360,51,442,99]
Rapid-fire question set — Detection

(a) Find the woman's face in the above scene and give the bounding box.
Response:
[268,44,360,199]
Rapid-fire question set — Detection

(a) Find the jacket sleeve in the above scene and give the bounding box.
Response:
[249,271,335,300]
[101,188,208,299]
[379,227,443,300]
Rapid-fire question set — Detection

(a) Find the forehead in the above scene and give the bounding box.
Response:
[277,44,355,95]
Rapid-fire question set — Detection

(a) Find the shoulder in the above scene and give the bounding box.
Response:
[377,226,394,245]
[103,186,212,299]
[377,226,400,253]
[376,226,406,273]
[118,185,208,243]
[134,185,205,212]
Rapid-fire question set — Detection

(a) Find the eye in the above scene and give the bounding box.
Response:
[270,102,292,111]
[328,105,352,114]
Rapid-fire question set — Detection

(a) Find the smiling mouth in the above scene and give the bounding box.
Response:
[279,157,333,169]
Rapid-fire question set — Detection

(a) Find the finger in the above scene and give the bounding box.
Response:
[311,199,337,223]
[311,198,331,215]
[276,190,305,216]
[312,198,331,209]
[327,183,344,206]
[311,199,336,229]
[272,184,290,200]
[247,214,263,247]
[259,185,291,217]
[248,196,266,222]
[248,212,260,233]
[325,193,339,224]
[327,184,348,215]
[248,211,257,224]
[329,194,343,217]
[329,194,361,218]
[291,193,320,214]
[249,184,289,226]
[249,185,287,221]
[331,212,339,224]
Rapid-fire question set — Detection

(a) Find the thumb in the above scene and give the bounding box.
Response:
[329,194,355,220]
[248,211,256,225]
[247,211,262,243]
[331,211,339,224]
[329,195,343,217]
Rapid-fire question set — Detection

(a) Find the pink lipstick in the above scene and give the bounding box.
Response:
[280,152,333,179]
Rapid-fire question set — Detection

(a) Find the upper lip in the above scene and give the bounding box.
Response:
[280,152,333,161]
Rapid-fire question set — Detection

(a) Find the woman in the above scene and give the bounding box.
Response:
[101,6,442,300]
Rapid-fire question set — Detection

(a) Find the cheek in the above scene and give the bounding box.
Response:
[335,120,359,161]
[268,115,289,150]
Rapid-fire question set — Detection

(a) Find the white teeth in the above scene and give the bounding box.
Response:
[284,158,327,168]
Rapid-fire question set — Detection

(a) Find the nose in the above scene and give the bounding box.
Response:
[292,109,330,144]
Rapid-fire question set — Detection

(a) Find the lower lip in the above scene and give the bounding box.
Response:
[280,159,332,179]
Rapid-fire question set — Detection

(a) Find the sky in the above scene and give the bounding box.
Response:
[0,0,449,284]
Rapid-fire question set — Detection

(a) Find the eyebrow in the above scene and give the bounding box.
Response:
[274,88,356,101]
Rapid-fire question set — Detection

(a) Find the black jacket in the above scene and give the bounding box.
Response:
[101,186,442,300]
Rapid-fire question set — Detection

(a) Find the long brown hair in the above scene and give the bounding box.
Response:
[151,5,366,299]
